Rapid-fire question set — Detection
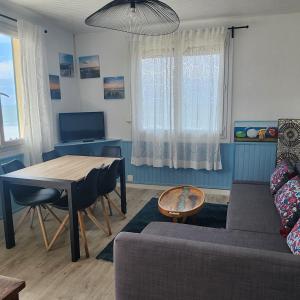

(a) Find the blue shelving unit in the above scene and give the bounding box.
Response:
[55,139,121,156]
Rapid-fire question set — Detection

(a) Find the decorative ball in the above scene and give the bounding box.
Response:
[266,127,278,138]
[246,128,258,138]
[236,130,246,138]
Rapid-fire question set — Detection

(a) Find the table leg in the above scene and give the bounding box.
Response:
[0,180,15,248]
[119,158,127,214]
[67,182,80,262]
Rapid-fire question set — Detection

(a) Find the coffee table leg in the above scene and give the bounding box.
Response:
[182,216,187,223]
[172,218,177,223]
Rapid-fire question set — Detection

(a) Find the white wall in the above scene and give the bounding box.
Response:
[232,13,300,122]
[75,31,131,140]
[46,28,81,141]
[0,2,81,143]
[75,12,300,141]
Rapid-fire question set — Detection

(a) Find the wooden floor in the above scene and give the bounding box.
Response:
[0,187,228,300]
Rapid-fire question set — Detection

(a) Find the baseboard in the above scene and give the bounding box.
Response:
[120,183,230,196]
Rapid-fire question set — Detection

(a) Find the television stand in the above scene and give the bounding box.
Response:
[55,139,121,156]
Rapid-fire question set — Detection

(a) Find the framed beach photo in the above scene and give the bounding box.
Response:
[79,55,100,79]
[59,53,74,77]
[49,75,61,100]
[103,76,125,99]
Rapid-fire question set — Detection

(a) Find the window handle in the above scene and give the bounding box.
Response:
[0,92,9,98]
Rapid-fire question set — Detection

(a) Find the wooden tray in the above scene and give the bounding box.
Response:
[158,185,205,219]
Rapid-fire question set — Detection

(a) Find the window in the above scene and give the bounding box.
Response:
[131,28,228,170]
[141,56,174,131]
[141,52,224,134]
[141,43,228,138]
[181,53,221,133]
[0,33,23,145]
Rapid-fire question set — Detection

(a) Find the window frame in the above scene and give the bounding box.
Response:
[0,21,24,149]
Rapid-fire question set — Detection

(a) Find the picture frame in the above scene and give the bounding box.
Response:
[49,75,61,100]
[59,53,74,77]
[79,55,100,79]
[103,76,125,100]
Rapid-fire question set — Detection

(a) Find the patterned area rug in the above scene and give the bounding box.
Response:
[96,197,228,262]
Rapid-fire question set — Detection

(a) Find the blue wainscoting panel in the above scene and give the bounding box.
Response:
[121,141,235,190]
[234,142,277,182]
[0,153,25,219]
[0,142,276,218]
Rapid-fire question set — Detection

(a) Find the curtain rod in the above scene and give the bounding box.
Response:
[228,25,249,38]
[0,13,48,33]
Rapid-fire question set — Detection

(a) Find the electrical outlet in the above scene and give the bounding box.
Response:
[127,175,134,182]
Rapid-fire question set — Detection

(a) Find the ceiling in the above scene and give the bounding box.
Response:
[4,0,300,32]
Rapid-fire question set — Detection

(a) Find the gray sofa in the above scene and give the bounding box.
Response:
[114,182,300,300]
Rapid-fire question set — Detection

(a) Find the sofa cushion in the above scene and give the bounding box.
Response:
[226,182,281,234]
[270,160,296,195]
[287,218,300,255]
[274,176,300,236]
[142,222,290,253]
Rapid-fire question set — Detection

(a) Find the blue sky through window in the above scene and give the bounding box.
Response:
[0,33,20,141]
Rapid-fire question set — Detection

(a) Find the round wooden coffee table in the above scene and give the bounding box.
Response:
[158,185,205,223]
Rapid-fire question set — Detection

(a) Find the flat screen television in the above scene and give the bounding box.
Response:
[59,112,105,142]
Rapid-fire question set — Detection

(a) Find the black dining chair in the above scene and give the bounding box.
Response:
[42,149,60,162]
[48,168,112,258]
[1,160,63,249]
[101,146,122,158]
[100,146,122,202]
[97,160,126,223]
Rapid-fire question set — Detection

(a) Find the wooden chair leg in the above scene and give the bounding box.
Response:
[99,197,112,235]
[36,206,49,249]
[78,212,89,258]
[44,205,68,230]
[15,207,31,233]
[114,188,121,199]
[90,201,98,212]
[30,207,35,228]
[86,207,109,236]
[48,214,69,251]
[107,198,113,216]
[41,205,50,222]
[104,195,126,219]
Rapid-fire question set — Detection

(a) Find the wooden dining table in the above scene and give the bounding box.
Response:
[0,155,127,262]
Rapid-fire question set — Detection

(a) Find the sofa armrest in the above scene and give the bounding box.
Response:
[114,232,300,300]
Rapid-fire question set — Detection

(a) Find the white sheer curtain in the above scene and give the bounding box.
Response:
[131,27,227,170]
[131,34,175,167]
[18,20,54,165]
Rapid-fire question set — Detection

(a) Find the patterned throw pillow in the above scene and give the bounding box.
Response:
[287,218,300,255]
[270,160,296,195]
[274,176,300,236]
